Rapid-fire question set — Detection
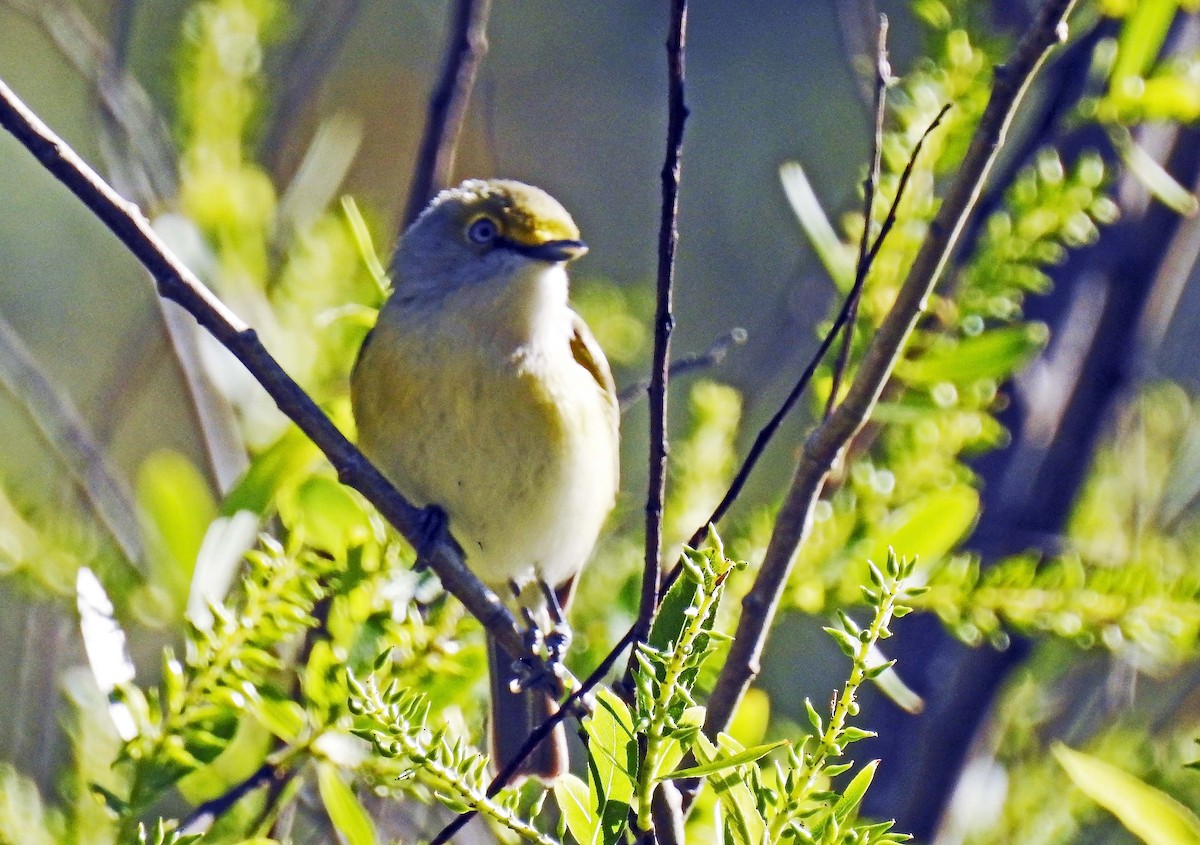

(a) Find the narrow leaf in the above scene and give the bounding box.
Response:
[668,739,788,779]
[1054,744,1200,845]
[316,764,378,845]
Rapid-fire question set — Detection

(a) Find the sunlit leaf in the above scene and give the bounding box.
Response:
[1054,744,1200,845]
[316,763,378,845]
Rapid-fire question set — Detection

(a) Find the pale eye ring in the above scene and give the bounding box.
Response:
[466,216,499,245]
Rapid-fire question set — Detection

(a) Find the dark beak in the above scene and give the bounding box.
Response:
[509,239,588,263]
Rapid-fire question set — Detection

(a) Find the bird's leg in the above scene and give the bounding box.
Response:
[505,579,548,694]
[538,579,572,676]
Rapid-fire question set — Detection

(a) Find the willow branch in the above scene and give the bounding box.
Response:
[0,76,542,671]
[699,0,1078,759]
[400,0,493,231]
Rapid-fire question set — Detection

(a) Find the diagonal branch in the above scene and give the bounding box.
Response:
[0,75,544,675]
[400,0,493,233]
[698,0,1078,768]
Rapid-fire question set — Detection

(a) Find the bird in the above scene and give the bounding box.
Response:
[351,178,620,782]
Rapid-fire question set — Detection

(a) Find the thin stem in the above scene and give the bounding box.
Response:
[826,15,890,421]
[682,102,951,553]
[618,327,747,411]
[697,0,1078,779]
[399,0,493,233]
[633,0,689,693]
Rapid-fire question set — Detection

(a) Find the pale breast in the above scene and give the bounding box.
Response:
[352,314,619,589]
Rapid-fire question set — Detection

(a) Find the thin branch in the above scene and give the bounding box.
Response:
[178,762,293,835]
[399,0,493,232]
[697,0,1078,776]
[683,102,951,552]
[0,76,550,679]
[825,16,890,420]
[618,327,746,410]
[633,0,689,689]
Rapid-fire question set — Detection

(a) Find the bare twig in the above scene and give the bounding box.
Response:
[633,0,689,688]
[825,16,890,420]
[682,103,951,553]
[697,0,1078,775]
[0,76,547,677]
[618,327,747,410]
[399,0,493,232]
[178,761,294,835]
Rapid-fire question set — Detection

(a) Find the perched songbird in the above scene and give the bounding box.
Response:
[351,179,620,781]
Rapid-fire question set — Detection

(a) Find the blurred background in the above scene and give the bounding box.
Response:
[2,1,1200,842]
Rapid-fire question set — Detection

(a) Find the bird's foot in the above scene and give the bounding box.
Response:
[505,578,574,696]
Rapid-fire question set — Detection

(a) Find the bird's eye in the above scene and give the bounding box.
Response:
[466,216,499,245]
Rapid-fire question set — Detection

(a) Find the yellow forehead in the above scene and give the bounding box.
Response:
[436,179,580,244]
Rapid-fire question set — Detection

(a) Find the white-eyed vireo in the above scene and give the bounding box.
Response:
[351,179,620,782]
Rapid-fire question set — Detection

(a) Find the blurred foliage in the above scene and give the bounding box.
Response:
[0,0,1199,843]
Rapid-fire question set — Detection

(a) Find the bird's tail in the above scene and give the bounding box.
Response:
[487,633,567,784]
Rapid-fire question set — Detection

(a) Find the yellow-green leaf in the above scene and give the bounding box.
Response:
[555,773,600,845]
[316,763,377,845]
[1054,744,1200,845]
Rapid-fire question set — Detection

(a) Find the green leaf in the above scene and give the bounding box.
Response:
[1110,0,1177,83]
[555,773,600,845]
[1053,744,1200,845]
[896,323,1048,385]
[833,760,879,822]
[695,733,766,845]
[138,450,218,609]
[860,484,980,574]
[780,162,856,290]
[666,738,787,779]
[279,476,373,559]
[1111,127,1200,215]
[316,763,378,845]
[221,427,321,517]
[583,688,636,844]
[249,691,306,743]
[823,626,861,659]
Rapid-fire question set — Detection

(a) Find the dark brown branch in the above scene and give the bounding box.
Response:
[826,16,890,420]
[400,0,493,232]
[633,0,689,690]
[178,762,292,835]
[698,0,1078,771]
[0,76,543,673]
